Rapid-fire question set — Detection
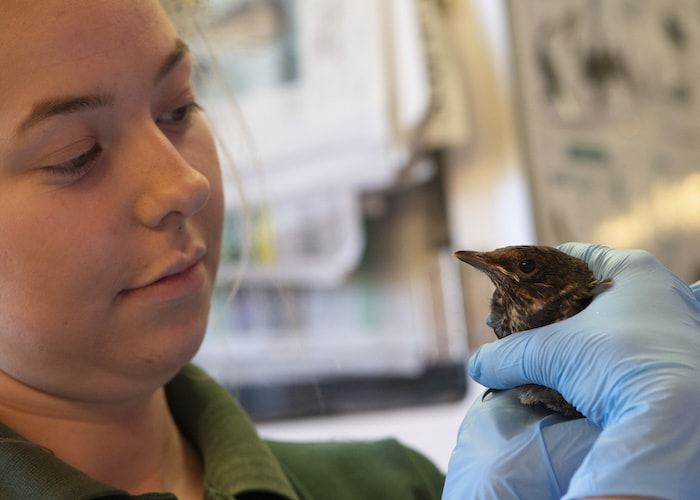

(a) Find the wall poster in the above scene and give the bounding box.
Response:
[509,0,700,282]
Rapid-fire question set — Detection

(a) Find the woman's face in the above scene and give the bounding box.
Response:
[0,0,224,400]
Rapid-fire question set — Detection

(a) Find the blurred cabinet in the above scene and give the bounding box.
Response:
[187,0,474,419]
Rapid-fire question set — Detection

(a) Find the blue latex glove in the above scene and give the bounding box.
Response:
[442,389,601,499]
[464,243,700,499]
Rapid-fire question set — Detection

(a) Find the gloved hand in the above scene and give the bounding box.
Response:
[464,243,700,499]
[442,388,601,499]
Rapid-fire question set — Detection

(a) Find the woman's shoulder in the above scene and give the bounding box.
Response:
[266,438,445,500]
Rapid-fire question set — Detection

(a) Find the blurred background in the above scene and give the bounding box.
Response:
[179,0,700,471]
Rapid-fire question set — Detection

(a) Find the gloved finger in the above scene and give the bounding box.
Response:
[467,316,600,393]
[555,242,610,264]
[468,331,539,388]
[556,242,660,282]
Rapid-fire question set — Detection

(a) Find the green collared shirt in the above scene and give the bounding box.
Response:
[0,364,445,499]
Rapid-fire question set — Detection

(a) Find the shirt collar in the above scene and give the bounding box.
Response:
[165,364,298,499]
[0,364,297,500]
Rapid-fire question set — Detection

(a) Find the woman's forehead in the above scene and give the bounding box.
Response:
[0,0,175,69]
[0,1,179,139]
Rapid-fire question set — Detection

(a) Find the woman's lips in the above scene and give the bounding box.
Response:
[122,248,209,302]
[127,260,207,301]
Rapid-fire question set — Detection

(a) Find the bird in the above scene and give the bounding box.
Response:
[453,245,613,418]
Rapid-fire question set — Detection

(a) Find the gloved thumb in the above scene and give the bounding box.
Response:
[468,330,542,389]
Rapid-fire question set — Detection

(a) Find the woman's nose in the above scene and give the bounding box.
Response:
[131,126,211,229]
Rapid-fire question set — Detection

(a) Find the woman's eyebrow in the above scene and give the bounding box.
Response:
[15,93,115,136]
[14,38,190,137]
[155,38,190,84]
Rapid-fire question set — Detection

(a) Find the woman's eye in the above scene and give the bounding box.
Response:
[46,143,103,178]
[157,102,202,125]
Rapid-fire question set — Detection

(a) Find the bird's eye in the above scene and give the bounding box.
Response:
[519,259,536,273]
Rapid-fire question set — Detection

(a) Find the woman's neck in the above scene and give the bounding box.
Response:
[0,370,204,498]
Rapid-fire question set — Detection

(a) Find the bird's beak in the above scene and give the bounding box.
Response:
[452,250,494,272]
[452,250,520,283]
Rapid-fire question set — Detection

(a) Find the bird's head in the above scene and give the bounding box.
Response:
[453,245,612,337]
[453,245,594,290]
